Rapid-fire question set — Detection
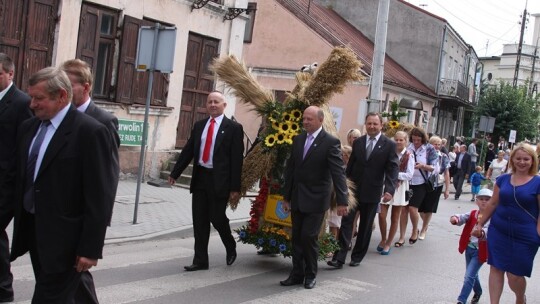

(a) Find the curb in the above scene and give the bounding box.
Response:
[105,218,250,245]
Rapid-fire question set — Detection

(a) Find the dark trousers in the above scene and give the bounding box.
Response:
[290,210,325,280]
[0,230,13,301]
[23,211,98,304]
[334,202,379,264]
[453,168,467,198]
[191,167,235,265]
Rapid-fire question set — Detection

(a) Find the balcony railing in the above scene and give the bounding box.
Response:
[438,78,470,102]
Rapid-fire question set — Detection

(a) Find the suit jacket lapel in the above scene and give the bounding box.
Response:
[367,135,385,160]
[20,119,41,176]
[303,130,326,162]
[36,106,76,179]
[85,100,97,116]
[0,86,15,117]
[213,116,229,153]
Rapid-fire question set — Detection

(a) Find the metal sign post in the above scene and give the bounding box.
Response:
[133,23,176,224]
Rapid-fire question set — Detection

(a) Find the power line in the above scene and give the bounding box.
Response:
[431,0,515,41]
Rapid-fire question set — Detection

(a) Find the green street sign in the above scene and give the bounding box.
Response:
[118,119,147,146]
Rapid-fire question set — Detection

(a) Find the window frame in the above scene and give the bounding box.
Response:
[76,3,119,101]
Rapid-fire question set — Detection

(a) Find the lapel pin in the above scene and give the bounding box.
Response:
[221,130,225,133]
[313,144,317,147]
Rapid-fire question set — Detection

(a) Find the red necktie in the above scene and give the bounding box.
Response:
[202,118,215,163]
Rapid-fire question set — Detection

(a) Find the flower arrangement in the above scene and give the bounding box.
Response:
[381,99,414,137]
[235,223,340,260]
[381,99,407,129]
[211,47,362,259]
[236,224,292,257]
[264,106,302,148]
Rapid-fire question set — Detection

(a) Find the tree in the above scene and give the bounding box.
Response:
[475,81,540,145]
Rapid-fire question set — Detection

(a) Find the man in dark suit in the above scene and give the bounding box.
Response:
[168,91,243,271]
[11,67,115,302]
[0,53,32,302]
[328,112,399,268]
[279,106,349,289]
[453,145,471,200]
[61,59,120,223]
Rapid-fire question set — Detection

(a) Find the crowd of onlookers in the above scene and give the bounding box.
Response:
[326,129,539,304]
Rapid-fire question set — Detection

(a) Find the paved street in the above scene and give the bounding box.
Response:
[7,179,540,303]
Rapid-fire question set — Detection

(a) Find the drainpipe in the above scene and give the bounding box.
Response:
[434,25,447,135]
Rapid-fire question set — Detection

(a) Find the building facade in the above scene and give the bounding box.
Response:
[236,0,436,143]
[1,0,250,177]
[481,14,540,97]
[316,0,481,141]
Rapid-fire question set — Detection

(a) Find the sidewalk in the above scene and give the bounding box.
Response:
[105,178,252,243]
[5,178,471,245]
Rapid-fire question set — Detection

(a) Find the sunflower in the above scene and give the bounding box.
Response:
[290,109,302,121]
[284,135,293,145]
[269,111,280,122]
[276,133,286,144]
[389,120,400,129]
[282,112,292,121]
[271,120,280,131]
[289,122,300,134]
[265,134,277,147]
[279,122,291,133]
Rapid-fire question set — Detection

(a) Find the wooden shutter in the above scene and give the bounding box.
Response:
[22,0,58,90]
[0,0,58,91]
[0,0,26,85]
[117,15,141,104]
[75,4,99,70]
[117,16,170,106]
[175,33,219,148]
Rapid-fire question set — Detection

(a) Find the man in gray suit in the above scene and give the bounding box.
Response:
[60,59,120,223]
[328,112,399,268]
[280,106,349,289]
[0,53,32,302]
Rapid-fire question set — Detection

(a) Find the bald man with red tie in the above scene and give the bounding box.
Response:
[169,91,244,272]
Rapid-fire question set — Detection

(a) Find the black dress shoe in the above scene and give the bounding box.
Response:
[327,260,343,269]
[226,253,237,266]
[304,278,316,289]
[349,260,360,267]
[279,276,304,286]
[184,264,209,271]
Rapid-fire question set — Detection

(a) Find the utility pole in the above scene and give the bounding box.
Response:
[513,7,528,87]
[368,0,390,113]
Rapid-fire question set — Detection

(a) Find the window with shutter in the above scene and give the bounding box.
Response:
[116,16,171,106]
[76,3,119,100]
[175,33,219,148]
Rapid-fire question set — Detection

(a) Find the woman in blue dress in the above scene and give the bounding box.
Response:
[473,143,540,304]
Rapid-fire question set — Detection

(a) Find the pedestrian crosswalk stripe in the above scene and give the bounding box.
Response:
[96,266,266,303]
[12,239,193,281]
[238,278,379,304]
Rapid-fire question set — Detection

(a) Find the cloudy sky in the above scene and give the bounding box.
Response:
[404,0,540,57]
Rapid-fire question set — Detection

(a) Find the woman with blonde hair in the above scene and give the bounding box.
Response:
[418,136,450,240]
[346,128,362,146]
[378,131,414,253]
[486,150,508,189]
[472,143,540,304]
[327,145,352,243]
